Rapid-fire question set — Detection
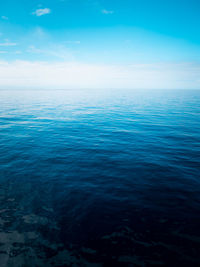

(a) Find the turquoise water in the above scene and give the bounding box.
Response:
[0,89,200,266]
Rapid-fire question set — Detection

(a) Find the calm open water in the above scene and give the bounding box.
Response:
[0,89,200,266]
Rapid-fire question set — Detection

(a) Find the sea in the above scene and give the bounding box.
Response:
[0,89,200,266]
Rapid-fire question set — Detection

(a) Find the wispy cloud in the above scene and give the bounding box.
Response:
[102,9,114,15]
[32,8,51,17]
[64,41,81,44]
[27,45,43,54]
[0,42,17,46]
[1,16,8,20]
[0,50,21,55]
[14,51,22,54]
[27,45,74,60]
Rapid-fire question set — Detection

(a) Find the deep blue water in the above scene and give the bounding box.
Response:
[0,89,200,266]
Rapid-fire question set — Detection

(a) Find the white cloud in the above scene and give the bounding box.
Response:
[0,61,199,90]
[32,8,51,17]
[102,9,114,15]
[1,16,8,20]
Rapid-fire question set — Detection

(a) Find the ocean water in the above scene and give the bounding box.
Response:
[0,89,200,266]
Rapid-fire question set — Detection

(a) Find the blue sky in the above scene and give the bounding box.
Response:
[0,0,200,89]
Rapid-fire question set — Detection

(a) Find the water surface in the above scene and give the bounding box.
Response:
[0,89,200,266]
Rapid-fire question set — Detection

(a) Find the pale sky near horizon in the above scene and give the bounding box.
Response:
[0,0,200,89]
